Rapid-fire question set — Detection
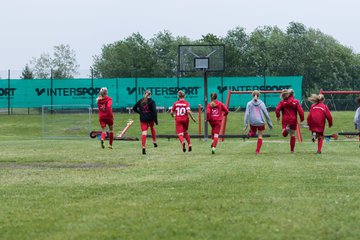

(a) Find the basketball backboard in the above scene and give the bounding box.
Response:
[178,44,225,72]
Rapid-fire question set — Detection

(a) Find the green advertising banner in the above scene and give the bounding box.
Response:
[0,76,302,109]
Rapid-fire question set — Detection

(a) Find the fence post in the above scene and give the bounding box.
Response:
[7,69,10,115]
[90,66,94,110]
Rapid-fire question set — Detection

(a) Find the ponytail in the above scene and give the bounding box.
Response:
[308,94,325,104]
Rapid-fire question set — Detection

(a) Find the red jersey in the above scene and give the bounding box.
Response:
[307,102,333,132]
[97,96,113,119]
[171,99,191,121]
[206,100,229,122]
[275,96,304,125]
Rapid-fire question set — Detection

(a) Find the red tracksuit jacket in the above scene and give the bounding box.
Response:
[206,100,229,122]
[97,96,113,120]
[307,102,333,132]
[275,96,304,125]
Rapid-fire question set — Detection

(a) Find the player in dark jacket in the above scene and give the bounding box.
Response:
[133,90,158,155]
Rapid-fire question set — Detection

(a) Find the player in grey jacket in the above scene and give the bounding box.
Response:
[354,97,360,130]
[244,90,273,154]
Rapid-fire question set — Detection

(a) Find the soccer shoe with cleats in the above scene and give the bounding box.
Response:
[101,140,105,149]
[182,142,186,152]
[153,142,158,148]
[142,148,146,155]
[108,145,113,149]
[211,147,216,154]
[188,145,192,152]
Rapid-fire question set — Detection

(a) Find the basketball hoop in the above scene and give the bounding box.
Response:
[178,44,225,140]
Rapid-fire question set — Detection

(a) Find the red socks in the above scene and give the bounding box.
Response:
[256,138,263,153]
[317,137,323,153]
[178,134,184,144]
[290,136,296,152]
[101,132,106,140]
[151,127,157,142]
[213,136,219,148]
[184,132,191,145]
[109,132,114,146]
[141,135,146,148]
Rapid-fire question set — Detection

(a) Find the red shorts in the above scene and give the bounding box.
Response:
[140,121,155,131]
[282,123,297,130]
[209,121,221,134]
[175,118,189,134]
[248,125,265,137]
[99,117,113,128]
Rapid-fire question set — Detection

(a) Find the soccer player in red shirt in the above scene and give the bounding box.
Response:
[97,87,114,149]
[133,90,158,155]
[275,89,304,153]
[206,92,229,154]
[171,90,196,152]
[307,94,333,154]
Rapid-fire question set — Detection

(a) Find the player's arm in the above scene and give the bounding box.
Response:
[297,101,305,122]
[261,103,273,129]
[170,105,175,118]
[275,101,282,121]
[188,109,196,122]
[244,103,250,130]
[325,105,333,128]
[307,108,312,128]
[206,104,211,121]
[222,103,229,116]
[132,101,140,114]
[152,101,158,125]
[354,108,360,130]
[107,98,113,110]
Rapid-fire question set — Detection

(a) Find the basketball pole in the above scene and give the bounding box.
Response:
[203,70,208,141]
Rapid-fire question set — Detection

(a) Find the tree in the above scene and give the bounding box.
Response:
[93,31,193,78]
[30,44,79,79]
[223,27,249,76]
[20,64,34,79]
[91,25,360,96]
[93,33,156,78]
[150,31,192,77]
[199,33,222,44]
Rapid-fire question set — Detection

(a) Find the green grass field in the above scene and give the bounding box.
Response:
[1,111,360,239]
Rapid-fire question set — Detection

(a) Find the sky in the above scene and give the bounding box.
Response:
[1,0,360,77]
